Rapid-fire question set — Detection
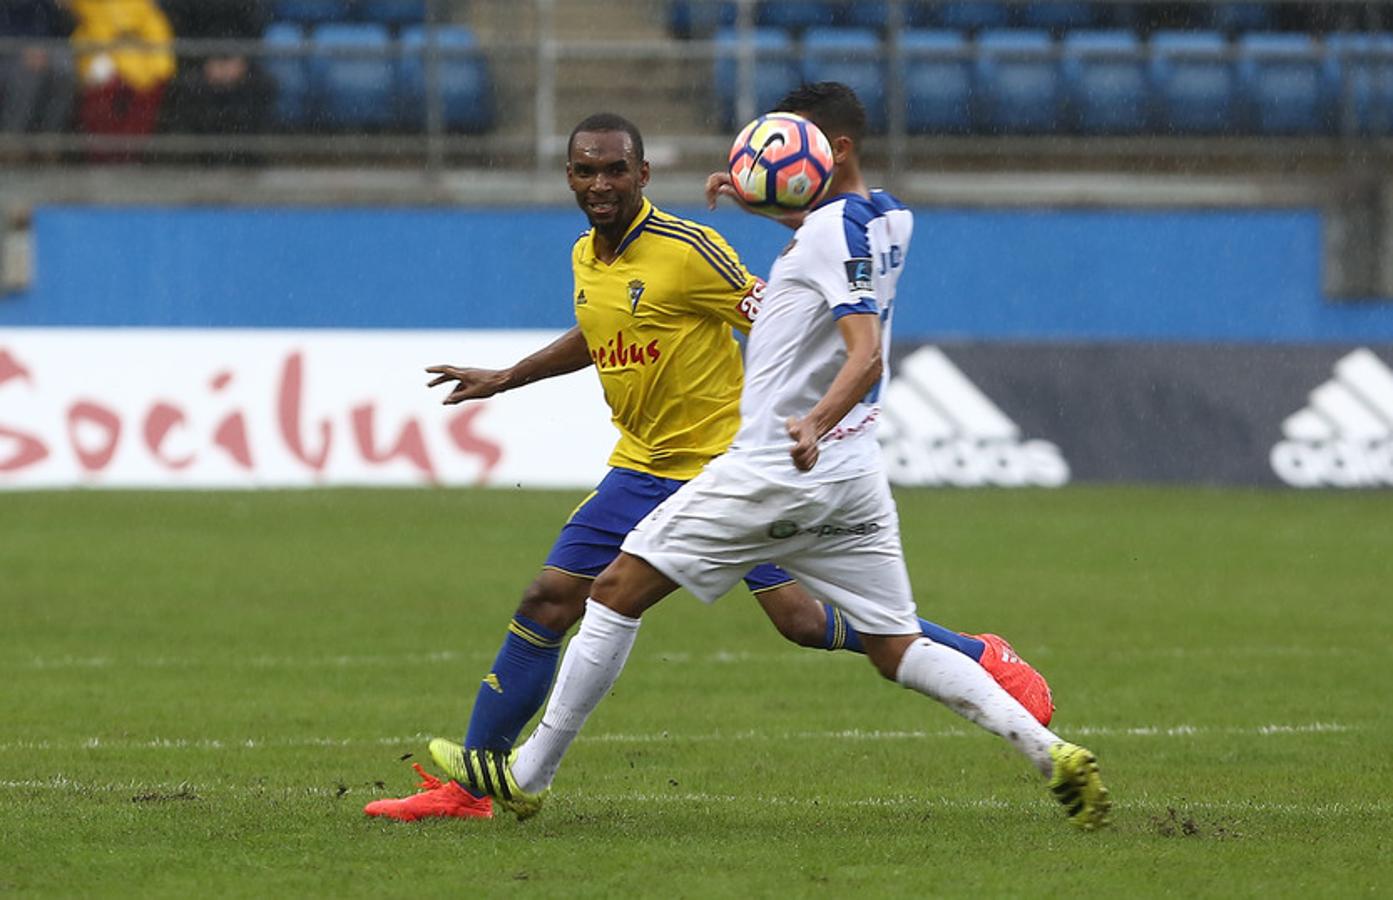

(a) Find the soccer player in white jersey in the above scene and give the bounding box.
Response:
[429,83,1112,830]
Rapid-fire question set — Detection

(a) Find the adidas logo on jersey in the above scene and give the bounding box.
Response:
[880,347,1069,488]
[1270,348,1393,488]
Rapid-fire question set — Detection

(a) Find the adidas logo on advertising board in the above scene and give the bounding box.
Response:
[880,347,1070,487]
[1271,348,1393,488]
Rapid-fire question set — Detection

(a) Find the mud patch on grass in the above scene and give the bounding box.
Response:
[131,785,199,803]
[1151,806,1240,840]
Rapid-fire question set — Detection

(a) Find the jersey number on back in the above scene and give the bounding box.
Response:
[877,245,903,275]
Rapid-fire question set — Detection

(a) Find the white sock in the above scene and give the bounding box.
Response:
[512,598,641,793]
[895,638,1061,775]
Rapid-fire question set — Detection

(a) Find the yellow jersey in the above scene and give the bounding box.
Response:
[572,198,762,480]
[71,0,175,92]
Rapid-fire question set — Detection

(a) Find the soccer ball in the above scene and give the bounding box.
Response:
[726,112,835,213]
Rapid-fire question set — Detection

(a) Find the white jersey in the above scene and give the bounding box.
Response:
[729,190,913,483]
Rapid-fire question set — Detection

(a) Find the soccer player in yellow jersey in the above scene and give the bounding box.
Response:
[364,113,1051,822]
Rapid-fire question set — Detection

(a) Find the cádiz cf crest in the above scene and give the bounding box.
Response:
[627,279,646,311]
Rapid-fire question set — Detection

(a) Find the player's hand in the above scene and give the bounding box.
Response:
[705,170,744,210]
[706,171,807,230]
[425,365,507,404]
[786,416,820,471]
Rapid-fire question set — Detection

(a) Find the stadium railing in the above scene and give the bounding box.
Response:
[0,0,1392,178]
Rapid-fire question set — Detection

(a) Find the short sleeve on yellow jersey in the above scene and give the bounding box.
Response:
[646,210,760,334]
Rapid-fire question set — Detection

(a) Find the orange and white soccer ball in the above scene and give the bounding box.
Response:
[727,112,835,213]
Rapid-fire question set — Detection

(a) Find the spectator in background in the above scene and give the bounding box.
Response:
[0,0,77,138]
[70,0,175,161]
[160,0,275,165]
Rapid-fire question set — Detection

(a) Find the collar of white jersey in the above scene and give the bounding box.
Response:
[810,190,872,213]
[577,198,656,265]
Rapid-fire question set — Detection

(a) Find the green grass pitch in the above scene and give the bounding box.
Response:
[2,486,1390,897]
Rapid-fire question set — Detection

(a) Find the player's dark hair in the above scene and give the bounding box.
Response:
[773,82,866,145]
[567,113,645,163]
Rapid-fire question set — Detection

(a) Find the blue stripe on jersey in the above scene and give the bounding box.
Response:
[648,213,747,288]
[835,195,876,259]
[614,208,656,256]
[647,218,745,288]
[645,222,746,290]
[869,189,909,214]
[832,298,878,319]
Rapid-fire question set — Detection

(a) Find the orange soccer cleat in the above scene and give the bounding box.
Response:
[363,763,494,822]
[970,633,1056,727]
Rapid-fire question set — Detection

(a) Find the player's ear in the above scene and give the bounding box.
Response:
[831,134,854,165]
[639,159,651,188]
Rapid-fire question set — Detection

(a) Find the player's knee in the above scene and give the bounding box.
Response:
[516,577,588,632]
[590,564,643,617]
[589,553,673,618]
[590,564,621,599]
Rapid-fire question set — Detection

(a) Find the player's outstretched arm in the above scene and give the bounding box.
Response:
[426,325,591,405]
[705,171,807,231]
[785,313,882,471]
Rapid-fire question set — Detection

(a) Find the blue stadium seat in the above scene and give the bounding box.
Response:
[1204,1,1274,34]
[400,26,494,132]
[905,2,940,28]
[1061,30,1148,134]
[974,29,1064,133]
[1149,31,1237,134]
[842,1,889,29]
[713,27,800,129]
[273,0,352,26]
[310,23,397,128]
[1324,33,1393,135]
[1019,2,1100,32]
[900,29,973,133]
[669,1,736,38]
[802,28,886,131]
[1099,3,1144,30]
[936,2,1010,31]
[1237,32,1326,134]
[358,0,427,26]
[264,23,311,127]
[756,1,839,30]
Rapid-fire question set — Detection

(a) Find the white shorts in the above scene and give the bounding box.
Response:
[621,454,919,636]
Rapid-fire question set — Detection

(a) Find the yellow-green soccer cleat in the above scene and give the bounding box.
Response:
[427,738,546,821]
[1047,742,1112,830]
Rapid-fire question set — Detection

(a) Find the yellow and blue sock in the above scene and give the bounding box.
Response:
[822,603,986,660]
[460,614,563,795]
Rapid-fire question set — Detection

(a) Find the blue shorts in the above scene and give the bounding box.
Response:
[544,467,794,593]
